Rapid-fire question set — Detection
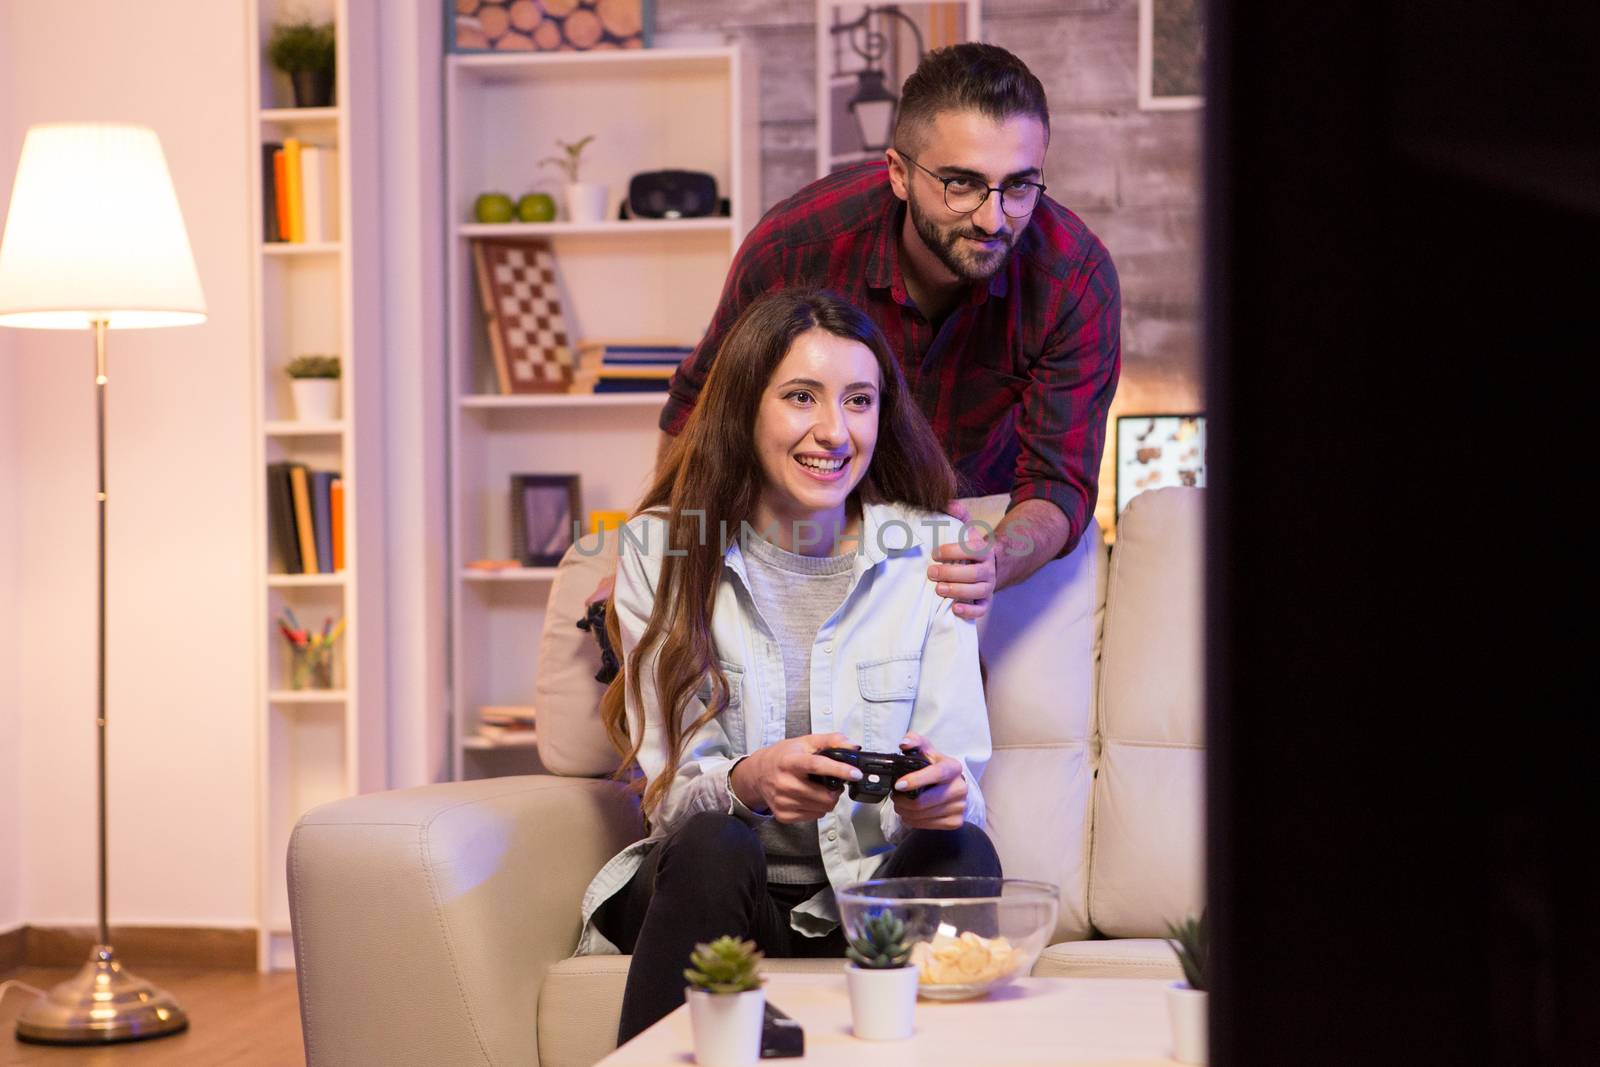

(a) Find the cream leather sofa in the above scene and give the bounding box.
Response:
[288,487,1204,1067]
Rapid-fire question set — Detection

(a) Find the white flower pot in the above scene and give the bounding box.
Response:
[1166,982,1208,1064]
[290,378,340,422]
[686,987,764,1067]
[565,181,608,223]
[846,963,918,1041]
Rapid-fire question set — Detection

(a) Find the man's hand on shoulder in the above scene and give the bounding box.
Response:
[927,500,995,621]
[927,498,1074,615]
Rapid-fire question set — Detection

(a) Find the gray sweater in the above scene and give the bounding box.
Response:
[739,532,856,885]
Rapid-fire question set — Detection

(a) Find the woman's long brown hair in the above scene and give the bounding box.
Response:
[601,289,955,817]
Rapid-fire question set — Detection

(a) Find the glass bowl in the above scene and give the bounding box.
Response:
[836,877,1060,1000]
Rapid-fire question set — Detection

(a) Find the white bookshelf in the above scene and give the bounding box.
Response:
[445,46,758,780]
[247,0,385,973]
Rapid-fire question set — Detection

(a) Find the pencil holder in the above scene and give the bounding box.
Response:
[291,644,335,690]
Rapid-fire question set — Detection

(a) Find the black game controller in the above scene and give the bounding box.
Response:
[809,747,931,802]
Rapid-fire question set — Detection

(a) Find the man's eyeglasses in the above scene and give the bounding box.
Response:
[899,153,1046,218]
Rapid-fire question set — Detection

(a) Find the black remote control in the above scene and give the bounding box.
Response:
[760,1000,804,1058]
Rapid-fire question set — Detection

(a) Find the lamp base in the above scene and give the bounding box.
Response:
[14,944,189,1045]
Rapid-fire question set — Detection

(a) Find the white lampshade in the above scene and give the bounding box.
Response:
[0,122,206,330]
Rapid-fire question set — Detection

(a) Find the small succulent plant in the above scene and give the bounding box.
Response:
[286,355,341,379]
[1164,912,1208,992]
[540,135,595,184]
[684,936,763,994]
[846,909,912,969]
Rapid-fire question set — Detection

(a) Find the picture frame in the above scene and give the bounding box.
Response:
[1138,0,1204,110]
[1115,414,1206,515]
[448,0,652,54]
[510,474,582,567]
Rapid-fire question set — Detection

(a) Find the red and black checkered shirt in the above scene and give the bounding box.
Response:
[662,162,1121,552]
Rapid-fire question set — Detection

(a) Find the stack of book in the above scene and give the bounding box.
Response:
[262,137,340,244]
[477,705,538,747]
[572,341,694,394]
[267,462,345,575]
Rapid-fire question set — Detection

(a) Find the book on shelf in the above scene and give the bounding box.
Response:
[299,145,340,243]
[264,139,339,244]
[479,704,536,727]
[262,142,282,243]
[330,478,345,571]
[267,462,344,576]
[272,148,290,243]
[475,725,539,746]
[289,465,318,574]
[283,138,305,243]
[266,462,301,573]
[310,470,336,573]
[570,340,691,394]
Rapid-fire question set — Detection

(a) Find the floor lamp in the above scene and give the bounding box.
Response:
[0,123,206,1044]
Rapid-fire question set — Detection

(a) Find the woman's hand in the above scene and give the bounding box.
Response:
[890,731,969,830]
[731,733,862,824]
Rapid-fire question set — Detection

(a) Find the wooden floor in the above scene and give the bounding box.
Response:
[0,967,303,1066]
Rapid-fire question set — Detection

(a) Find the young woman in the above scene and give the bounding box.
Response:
[577,289,1000,1043]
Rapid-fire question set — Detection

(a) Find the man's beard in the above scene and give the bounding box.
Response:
[907,192,1021,283]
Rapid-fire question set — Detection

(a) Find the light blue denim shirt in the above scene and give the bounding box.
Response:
[574,500,992,956]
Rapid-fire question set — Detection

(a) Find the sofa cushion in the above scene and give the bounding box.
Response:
[1031,938,1184,980]
[1089,487,1205,937]
[535,530,621,776]
[539,956,844,1067]
[973,495,1107,944]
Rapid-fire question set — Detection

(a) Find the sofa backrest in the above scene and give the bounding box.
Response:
[1088,487,1206,937]
[532,489,1205,945]
[969,496,1106,944]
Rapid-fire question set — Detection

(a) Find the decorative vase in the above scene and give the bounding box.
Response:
[290,68,335,108]
[565,182,608,224]
[845,963,918,1040]
[686,987,764,1067]
[1166,982,1208,1064]
[290,378,340,422]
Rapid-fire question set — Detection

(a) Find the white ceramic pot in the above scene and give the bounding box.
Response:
[686,987,764,1067]
[1166,982,1208,1064]
[846,963,919,1041]
[565,181,608,223]
[290,378,340,422]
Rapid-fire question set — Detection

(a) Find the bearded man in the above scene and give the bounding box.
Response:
[655,42,1121,615]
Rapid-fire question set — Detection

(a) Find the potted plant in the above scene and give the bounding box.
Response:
[286,355,341,422]
[682,936,764,1067]
[1164,912,1208,1064]
[267,18,336,108]
[844,909,919,1040]
[540,135,606,223]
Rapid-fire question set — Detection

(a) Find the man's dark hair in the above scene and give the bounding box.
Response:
[894,42,1050,150]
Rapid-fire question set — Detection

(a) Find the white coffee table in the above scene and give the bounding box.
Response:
[597,973,1181,1065]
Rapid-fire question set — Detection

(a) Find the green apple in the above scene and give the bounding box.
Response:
[474,192,515,224]
[516,192,558,223]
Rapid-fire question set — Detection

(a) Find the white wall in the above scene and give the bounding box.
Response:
[3,1,258,927]
[1,9,27,937]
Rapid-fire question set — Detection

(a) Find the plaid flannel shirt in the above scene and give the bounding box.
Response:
[662,162,1122,552]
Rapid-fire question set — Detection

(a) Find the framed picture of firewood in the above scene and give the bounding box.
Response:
[450,0,652,53]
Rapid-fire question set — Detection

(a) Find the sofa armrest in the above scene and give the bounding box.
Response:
[289,774,643,1067]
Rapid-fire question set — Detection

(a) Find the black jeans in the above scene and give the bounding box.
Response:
[593,811,1003,1044]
